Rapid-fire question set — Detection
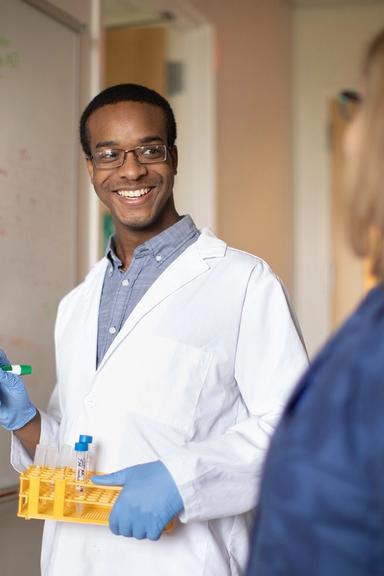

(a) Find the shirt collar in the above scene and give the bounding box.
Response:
[106,215,199,269]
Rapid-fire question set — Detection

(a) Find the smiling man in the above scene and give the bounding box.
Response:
[85,97,180,249]
[1,84,308,576]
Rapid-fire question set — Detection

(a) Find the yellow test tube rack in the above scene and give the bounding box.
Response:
[18,465,121,526]
[18,465,174,532]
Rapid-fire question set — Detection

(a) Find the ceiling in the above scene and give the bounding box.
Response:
[101,0,384,28]
[101,0,204,28]
[101,0,161,27]
[291,0,384,5]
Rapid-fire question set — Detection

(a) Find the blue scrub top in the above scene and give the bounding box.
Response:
[247,284,384,576]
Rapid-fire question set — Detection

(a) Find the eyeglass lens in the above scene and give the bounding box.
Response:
[93,144,167,168]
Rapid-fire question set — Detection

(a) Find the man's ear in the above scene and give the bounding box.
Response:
[170,145,178,175]
[86,157,94,182]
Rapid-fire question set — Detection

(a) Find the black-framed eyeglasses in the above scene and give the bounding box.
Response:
[338,90,363,120]
[91,144,169,169]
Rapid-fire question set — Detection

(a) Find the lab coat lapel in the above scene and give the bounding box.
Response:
[97,231,226,371]
[78,259,109,374]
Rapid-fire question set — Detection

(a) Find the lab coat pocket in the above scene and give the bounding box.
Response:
[109,336,212,438]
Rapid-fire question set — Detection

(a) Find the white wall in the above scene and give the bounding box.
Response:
[293,1,384,356]
[167,24,216,231]
[191,0,294,291]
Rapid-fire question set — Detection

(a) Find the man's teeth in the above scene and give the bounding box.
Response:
[117,188,150,198]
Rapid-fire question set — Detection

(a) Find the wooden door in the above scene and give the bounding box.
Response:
[99,26,167,255]
[105,26,166,93]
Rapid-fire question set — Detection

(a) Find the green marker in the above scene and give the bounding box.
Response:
[0,364,32,375]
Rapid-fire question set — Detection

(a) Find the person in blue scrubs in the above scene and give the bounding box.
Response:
[247,27,384,576]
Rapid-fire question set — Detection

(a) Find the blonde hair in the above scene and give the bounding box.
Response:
[347,29,384,281]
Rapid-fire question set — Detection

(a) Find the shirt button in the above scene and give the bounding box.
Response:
[109,326,117,335]
[155,255,162,262]
[122,279,129,287]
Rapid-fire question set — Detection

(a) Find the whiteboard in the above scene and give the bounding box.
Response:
[0,0,80,488]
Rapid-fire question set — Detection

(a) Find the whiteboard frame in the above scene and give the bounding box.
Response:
[23,0,96,282]
[0,0,91,496]
[22,0,86,32]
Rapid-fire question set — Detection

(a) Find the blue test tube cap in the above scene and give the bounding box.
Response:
[74,442,88,452]
[79,434,93,444]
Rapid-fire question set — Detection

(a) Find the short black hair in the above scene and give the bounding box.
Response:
[79,83,177,157]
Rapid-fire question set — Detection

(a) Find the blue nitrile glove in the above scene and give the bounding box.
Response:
[0,349,37,431]
[92,460,184,540]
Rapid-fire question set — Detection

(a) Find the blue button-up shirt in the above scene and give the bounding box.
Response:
[97,215,200,367]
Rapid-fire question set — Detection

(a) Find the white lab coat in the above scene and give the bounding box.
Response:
[12,229,307,576]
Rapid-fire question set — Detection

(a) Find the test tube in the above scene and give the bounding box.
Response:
[42,445,59,497]
[58,444,74,478]
[45,445,59,469]
[74,441,88,515]
[32,443,47,475]
[78,434,93,473]
[74,442,88,484]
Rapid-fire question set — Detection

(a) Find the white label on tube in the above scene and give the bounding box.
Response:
[75,453,87,488]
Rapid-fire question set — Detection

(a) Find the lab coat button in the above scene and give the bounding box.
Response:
[109,326,116,335]
[122,279,129,287]
[155,255,162,262]
[84,394,96,408]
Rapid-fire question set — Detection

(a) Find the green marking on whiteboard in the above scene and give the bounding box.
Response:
[0,36,20,69]
[0,52,20,69]
[103,212,115,252]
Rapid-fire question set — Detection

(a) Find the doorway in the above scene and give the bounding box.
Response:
[100,2,216,256]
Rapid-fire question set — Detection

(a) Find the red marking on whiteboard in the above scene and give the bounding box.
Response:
[10,337,24,348]
[0,228,7,236]
[19,148,30,161]
[0,168,8,177]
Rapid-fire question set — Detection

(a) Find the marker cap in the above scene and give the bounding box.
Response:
[21,365,32,375]
[19,365,32,375]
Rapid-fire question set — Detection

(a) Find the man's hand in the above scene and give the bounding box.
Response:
[0,349,37,431]
[92,460,184,540]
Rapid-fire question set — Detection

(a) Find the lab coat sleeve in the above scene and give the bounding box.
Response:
[161,263,308,522]
[10,385,61,472]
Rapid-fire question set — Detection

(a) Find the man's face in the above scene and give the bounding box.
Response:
[86,101,178,235]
